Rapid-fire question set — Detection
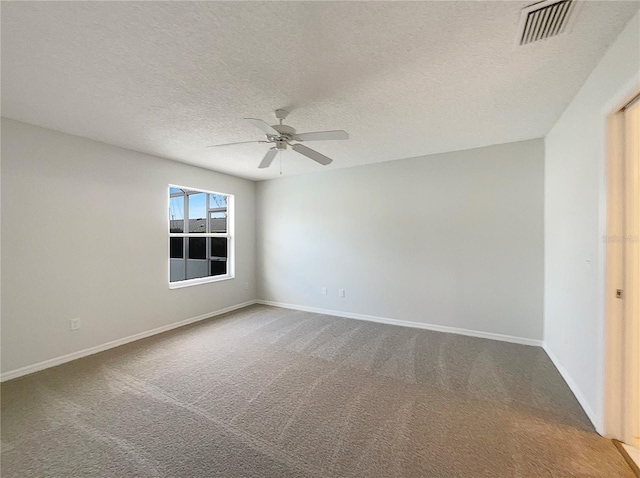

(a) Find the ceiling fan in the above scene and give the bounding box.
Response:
[207,109,349,169]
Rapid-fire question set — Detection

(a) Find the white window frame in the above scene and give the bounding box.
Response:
[168,184,235,289]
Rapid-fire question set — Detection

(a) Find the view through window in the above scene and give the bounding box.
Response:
[169,186,233,285]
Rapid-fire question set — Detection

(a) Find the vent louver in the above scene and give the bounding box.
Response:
[518,0,576,45]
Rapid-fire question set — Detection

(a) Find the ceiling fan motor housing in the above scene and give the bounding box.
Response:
[272,124,296,139]
[275,140,288,150]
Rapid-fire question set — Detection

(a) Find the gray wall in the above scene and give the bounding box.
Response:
[257,139,545,340]
[1,118,257,373]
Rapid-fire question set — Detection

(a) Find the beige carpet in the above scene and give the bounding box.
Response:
[1,304,633,477]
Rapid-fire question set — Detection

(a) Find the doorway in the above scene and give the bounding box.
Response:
[606,89,640,448]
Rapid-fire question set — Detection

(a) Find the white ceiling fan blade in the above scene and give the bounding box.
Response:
[292,144,333,166]
[295,130,349,142]
[258,148,278,169]
[244,118,279,136]
[206,140,267,148]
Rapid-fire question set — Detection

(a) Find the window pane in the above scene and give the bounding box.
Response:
[188,237,206,260]
[186,236,208,280]
[170,258,185,282]
[170,237,184,259]
[209,211,227,233]
[210,238,227,276]
[210,260,227,276]
[210,237,228,260]
[209,193,227,233]
[169,196,184,233]
[186,260,209,280]
[209,193,227,209]
[188,192,207,233]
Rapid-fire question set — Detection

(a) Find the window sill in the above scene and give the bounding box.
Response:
[169,274,234,289]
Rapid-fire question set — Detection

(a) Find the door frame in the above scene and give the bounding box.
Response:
[605,88,640,443]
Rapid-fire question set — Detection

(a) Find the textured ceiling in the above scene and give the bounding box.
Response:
[2,1,638,180]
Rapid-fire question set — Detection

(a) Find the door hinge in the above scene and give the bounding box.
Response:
[616,289,623,299]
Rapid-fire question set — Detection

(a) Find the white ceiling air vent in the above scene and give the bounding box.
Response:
[516,0,579,46]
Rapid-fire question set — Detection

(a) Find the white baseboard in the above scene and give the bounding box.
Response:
[542,343,601,434]
[256,300,543,347]
[0,300,258,382]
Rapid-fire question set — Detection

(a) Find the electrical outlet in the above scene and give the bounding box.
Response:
[339,289,345,298]
[322,287,328,295]
[69,318,81,331]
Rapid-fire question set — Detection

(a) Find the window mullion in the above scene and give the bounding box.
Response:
[206,193,211,272]
[184,192,188,279]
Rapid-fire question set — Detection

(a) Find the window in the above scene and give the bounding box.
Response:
[169,185,233,287]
